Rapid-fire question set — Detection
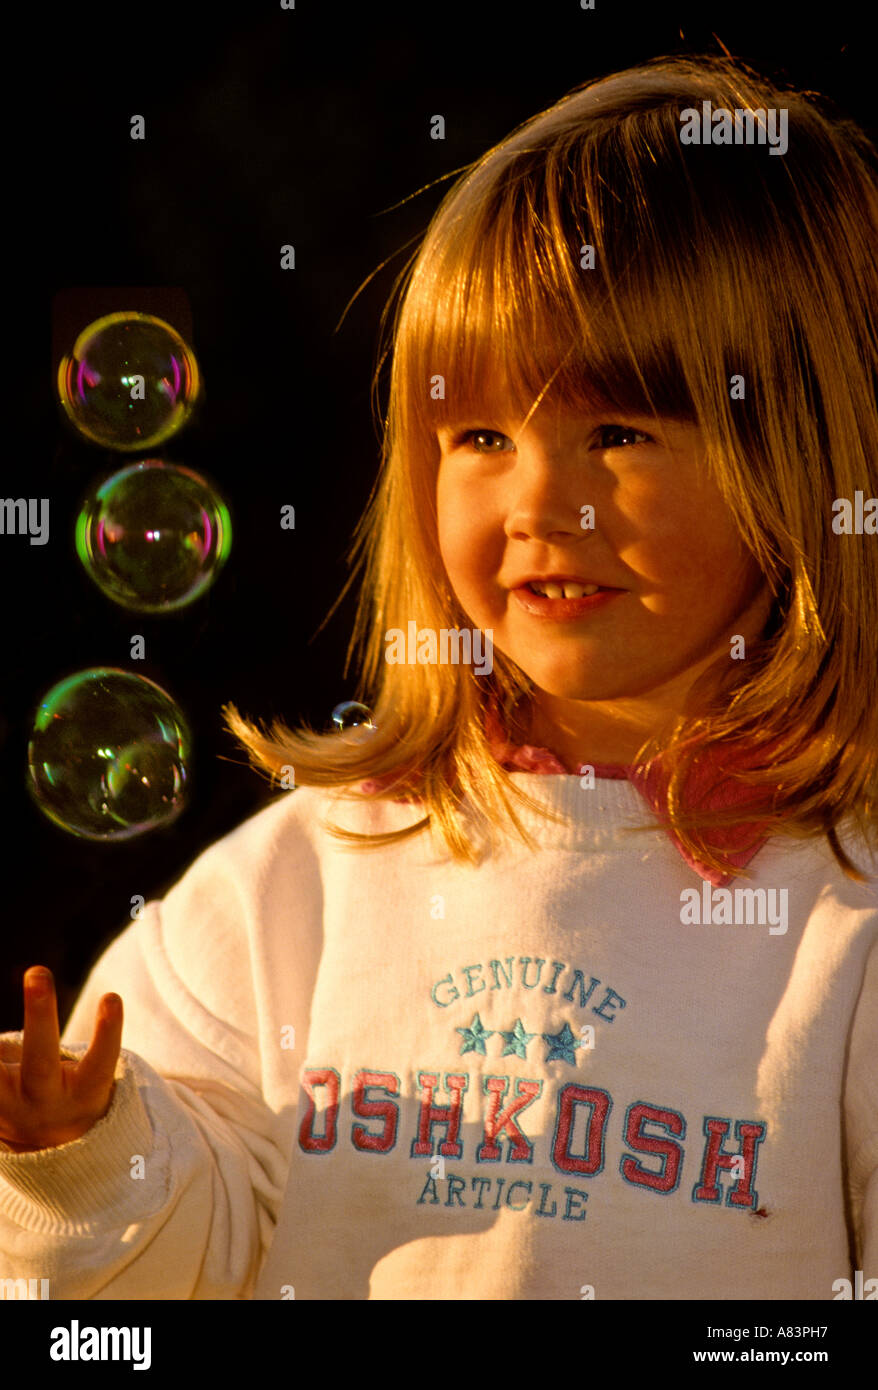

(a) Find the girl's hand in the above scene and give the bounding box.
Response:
[0,967,123,1153]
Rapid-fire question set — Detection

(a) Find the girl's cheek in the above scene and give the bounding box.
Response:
[606,472,678,537]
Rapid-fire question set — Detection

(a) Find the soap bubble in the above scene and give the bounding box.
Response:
[27,669,192,841]
[331,702,376,743]
[75,460,232,612]
[57,311,200,451]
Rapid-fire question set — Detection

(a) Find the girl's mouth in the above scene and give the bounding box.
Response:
[510,584,624,618]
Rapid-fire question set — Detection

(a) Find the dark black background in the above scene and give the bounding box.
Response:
[1,1,869,1029]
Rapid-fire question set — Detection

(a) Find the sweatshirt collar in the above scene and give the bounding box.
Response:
[482,703,770,886]
[358,706,772,887]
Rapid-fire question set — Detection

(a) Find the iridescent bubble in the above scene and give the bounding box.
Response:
[75,460,232,612]
[331,701,376,742]
[57,311,200,450]
[27,669,192,841]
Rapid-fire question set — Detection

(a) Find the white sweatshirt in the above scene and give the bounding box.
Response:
[0,773,875,1300]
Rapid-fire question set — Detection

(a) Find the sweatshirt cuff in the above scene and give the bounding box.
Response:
[0,1049,157,1232]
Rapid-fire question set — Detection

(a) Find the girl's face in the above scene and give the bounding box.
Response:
[436,400,772,759]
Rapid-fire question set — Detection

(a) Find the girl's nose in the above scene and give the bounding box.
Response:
[504,450,593,542]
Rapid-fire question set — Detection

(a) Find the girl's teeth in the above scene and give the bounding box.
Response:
[529,581,600,598]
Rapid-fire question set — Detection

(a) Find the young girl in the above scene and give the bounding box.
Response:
[1,52,875,1301]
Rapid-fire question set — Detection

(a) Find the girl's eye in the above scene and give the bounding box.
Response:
[596,424,652,449]
[456,429,512,453]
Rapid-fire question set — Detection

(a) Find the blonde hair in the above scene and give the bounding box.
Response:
[223,51,878,880]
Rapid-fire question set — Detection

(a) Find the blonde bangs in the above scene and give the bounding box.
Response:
[395,130,704,450]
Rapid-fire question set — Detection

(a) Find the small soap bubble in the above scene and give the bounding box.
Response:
[57,311,200,451]
[75,460,232,612]
[331,701,376,742]
[27,669,192,841]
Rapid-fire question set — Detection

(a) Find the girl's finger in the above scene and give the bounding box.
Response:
[19,968,61,1101]
[74,993,124,1096]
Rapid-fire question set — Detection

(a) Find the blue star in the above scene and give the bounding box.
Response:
[456,1013,495,1055]
[542,1022,581,1065]
[499,1018,537,1059]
